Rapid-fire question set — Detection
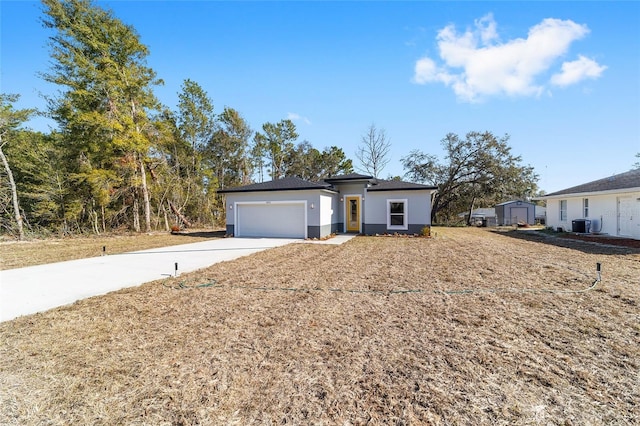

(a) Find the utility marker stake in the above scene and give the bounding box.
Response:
[175,262,178,277]
[596,262,602,282]
[102,246,106,256]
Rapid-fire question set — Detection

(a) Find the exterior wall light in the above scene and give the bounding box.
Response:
[310,203,315,209]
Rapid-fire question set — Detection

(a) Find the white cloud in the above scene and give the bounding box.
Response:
[413,14,606,102]
[551,55,608,87]
[287,112,311,125]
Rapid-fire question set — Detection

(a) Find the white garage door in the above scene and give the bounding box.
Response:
[236,202,306,238]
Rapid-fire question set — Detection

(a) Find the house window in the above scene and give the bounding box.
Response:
[560,200,567,221]
[583,198,589,217]
[387,199,408,230]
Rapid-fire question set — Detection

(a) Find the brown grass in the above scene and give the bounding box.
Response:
[0,230,224,270]
[0,227,638,425]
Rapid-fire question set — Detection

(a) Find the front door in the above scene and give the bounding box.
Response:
[346,196,360,232]
[618,196,637,237]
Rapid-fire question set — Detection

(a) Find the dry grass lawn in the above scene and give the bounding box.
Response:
[0,230,223,270]
[0,227,638,425]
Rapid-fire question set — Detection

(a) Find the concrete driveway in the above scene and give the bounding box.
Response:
[0,237,298,323]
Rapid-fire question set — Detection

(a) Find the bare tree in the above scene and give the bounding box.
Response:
[0,94,35,240]
[356,124,391,178]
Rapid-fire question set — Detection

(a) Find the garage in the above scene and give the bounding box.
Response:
[235,202,306,238]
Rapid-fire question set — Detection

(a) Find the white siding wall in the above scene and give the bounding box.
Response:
[545,191,640,238]
[319,194,334,227]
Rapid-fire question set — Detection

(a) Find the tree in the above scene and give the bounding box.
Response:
[402,131,538,224]
[318,146,354,178]
[177,79,215,174]
[210,107,253,188]
[174,79,216,225]
[42,0,162,232]
[274,140,355,182]
[253,119,298,180]
[284,141,321,181]
[0,94,36,240]
[4,130,72,233]
[633,153,640,169]
[356,123,391,178]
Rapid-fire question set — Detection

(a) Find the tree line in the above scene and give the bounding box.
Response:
[1,0,541,239]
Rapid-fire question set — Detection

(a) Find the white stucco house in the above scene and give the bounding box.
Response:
[539,169,640,239]
[218,174,437,238]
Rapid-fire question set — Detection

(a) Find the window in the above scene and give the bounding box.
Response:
[560,200,567,221]
[583,198,589,217]
[387,199,408,230]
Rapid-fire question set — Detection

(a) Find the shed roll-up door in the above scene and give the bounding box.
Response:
[236,202,306,238]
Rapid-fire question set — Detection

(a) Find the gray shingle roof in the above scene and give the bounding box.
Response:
[217,176,334,193]
[544,169,640,197]
[218,175,437,194]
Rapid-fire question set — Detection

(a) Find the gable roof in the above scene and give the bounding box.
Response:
[367,179,437,191]
[544,169,640,197]
[217,176,334,193]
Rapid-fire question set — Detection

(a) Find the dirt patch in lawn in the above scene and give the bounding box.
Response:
[0,230,224,270]
[0,227,638,424]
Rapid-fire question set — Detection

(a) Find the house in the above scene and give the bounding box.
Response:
[217,174,437,238]
[495,200,536,226]
[539,169,640,239]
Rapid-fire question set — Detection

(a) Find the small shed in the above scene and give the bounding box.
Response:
[495,200,536,226]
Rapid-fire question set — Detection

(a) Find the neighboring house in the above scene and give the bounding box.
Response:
[495,200,536,226]
[539,169,640,239]
[218,174,437,238]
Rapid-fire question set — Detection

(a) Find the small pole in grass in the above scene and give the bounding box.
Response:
[596,262,602,282]
[175,262,178,277]
[102,246,106,256]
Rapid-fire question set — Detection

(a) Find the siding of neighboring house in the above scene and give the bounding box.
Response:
[540,169,640,239]
[546,190,640,238]
[363,190,432,234]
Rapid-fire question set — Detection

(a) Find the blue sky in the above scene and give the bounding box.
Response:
[1,1,639,193]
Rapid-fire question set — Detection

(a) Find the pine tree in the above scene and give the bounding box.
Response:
[42,0,162,232]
